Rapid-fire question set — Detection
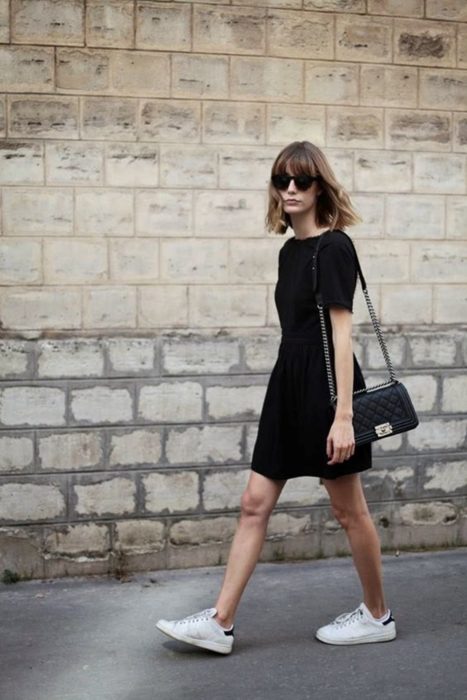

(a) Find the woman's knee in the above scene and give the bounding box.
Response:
[240,487,274,521]
[331,502,370,531]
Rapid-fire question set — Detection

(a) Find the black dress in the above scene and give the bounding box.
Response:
[251,228,372,481]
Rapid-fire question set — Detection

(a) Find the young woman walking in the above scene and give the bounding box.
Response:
[156,141,396,654]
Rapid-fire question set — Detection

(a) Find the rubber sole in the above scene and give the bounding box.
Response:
[315,628,397,645]
[156,620,233,655]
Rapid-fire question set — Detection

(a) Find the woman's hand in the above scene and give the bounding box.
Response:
[326,415,355,465]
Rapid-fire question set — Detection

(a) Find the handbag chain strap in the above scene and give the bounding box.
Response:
[311,232,397,404]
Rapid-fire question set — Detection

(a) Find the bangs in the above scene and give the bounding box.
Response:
[272,143,319,178]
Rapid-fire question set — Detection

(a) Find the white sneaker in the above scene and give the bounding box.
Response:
[315,602,396,645]
[156,607,234,655]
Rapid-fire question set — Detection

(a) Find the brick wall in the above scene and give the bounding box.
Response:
[0,0,466,579]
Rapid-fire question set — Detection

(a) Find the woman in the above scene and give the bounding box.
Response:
[156,141,396,654]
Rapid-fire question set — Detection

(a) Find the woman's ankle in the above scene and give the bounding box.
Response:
[214,608,235,629]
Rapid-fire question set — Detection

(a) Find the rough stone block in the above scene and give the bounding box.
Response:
[70,385,133,424]
[138,382,203,423]
[105,143,159,187]
[351,195,384,238]
[402,374,438,412]
[37,339,103,378]
[193,4,265,55]
[138,286,188,328]
[194,190,266,237]
[81,96,137,140]
[11,0,84,45]
[366,335,406,369]
[135,190,192,236]
[266,103,325,145]
[44,522,109,556]
[0,387,66,427]
[166,426,243,465]
[230,56,303,102]
[114,518,165,552]
[0,142,43,185]
[38,431,103,471]
[45,142,103,185]
[206,384,266,420]
[160,239,228,283]
[411,242,467,283]
[140,99,200,143]
[0,526,44,578]
[202,101,264,145]
[386,195,444,238]
[423,460,467,493]
[360,65,417,107]
[305,1,364,10]
[0,288,82,330]
[268,9,333,59]
[441,376,467,413]
[409,334,458,368]
[433,286,467,324]
[453,113,467,152]
[336,15,392,63]
[394,501,459,548]
[110,50,170,97]
[358,241,410,283]
[169,516,236,547]
[73,475,136,516]
[3,187,73,235]
[0,480,66,521]
[189,285,267,327]
[136,1,191,51]
[426,0,467,21]
[162,337,240,375]
[56,48,110,92]
[171,54,229,99]
[305,61,359,104]
[0,239,42,285]
[386,109,452,151]
[407,418,467,451]
[82,287,137,328]
[44,239,107,284]
[0,341,31,378]
[202,468,249,510]
[109,239,158,283]
[279,476,327,507]
[86,0,134,49]
[368,0,423,16]
[109,429,162,467]
[160,145,217,187]
[143,471,199,514]
[394,18,456,68]
[243,334,281,371]
[0,0,9,42]
[0,95,5,136]
[354,150,412,192]
[381,285,432,324]
[229,238,283,283]
[0,434,34,472]
[9,96,79,139]
[218,146,279,188]
[106,338,155,374]
[327,108,384,148]
[75,188,133,236]
[419,68,467,111]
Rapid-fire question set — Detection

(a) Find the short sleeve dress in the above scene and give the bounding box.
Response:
[251,228,372,481]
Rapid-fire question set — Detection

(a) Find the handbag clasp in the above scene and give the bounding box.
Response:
[375,422,393,437]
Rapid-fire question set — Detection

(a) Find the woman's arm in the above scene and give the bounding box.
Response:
[326,306,355,465]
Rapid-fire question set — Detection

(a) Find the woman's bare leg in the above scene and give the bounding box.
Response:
[214,471,287,628]
[322,473,387,618]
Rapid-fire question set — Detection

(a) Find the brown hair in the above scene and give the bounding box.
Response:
[266,141,362,235]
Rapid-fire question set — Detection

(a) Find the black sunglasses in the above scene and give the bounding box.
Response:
[271,173,320,191]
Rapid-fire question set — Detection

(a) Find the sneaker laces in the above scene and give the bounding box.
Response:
[175,608,215,626]
[332,607,363,629]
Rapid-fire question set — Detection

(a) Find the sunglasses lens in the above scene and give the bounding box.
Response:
[271,174,317,190]
[295,176,314,191]
[271,174,290,189]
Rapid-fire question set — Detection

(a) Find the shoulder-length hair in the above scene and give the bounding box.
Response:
[266,141,362,235]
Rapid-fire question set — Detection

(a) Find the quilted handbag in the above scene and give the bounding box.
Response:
[312,232,419,446]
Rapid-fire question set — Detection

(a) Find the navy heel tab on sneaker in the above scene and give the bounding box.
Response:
[224,627,234,636]
[382,613,395,626]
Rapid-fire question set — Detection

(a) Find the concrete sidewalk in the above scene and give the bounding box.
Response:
[1,548,466,700]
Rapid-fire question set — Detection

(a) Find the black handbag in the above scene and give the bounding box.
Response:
[312,232,419,446]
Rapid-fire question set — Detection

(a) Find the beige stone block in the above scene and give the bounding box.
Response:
[143,471,199,514]
[75,189,133,236]
[229,238,283,283]
[105,338,154,373]
[160,239,228,283]
[9,96,79,139]
[70,386,132,424]
[3,188,73,236]
[453,113,467,153]
[162,337,240,375]
[304,0,364,10]
[0,95,5,136]
[358,241,410,283]
[160,145,217,188]
[414,154,465,194]
[0,142,43,185]
[446,196,467,238]
[386,109,452,152]
[336,15,392,63]
[44,522,109,556]
[386,195,444,239]
[172,54,229,99]
[325,149,354,189]
[266,283,281,326]
[202,101,264,145]
[166,425,243,465]
[441,376,467,413]
[83,287,137,329]
[0,387,65,427]
[189,285,267,327]
[194,4,265,55]
[169,516,236,547]
[39,431,102,470]
[206,384,266,420]
[56,48,110,92]
[0,288,81,330]
[12,0,84,45]
[433,285,467,323]
[245,423,258,462]
[109,429,162,466]
[411,242,467,283]
[0,435,34,472]
[0,0,9,42]
[360,65,417,108]
[203,468,249,511]
[136,1,190,51]
[37,339,103,378]
[0,341,30,378]
[402,374,437,412]
[109,238,158,283]
[266,103,325,146]
[138,286,188,328]
[394,18,456,68]
[354,150,411,192]
[458,25,467,69]
[368,0,423,16]
[1,526,45,579]
[46,142,103,185]
[135,190,192,236]
[86,0,134,49]
[243,333,280,371]
[140,99,200,143]
[74,476,136,516]
[305,61,359,105]
[279,476,327,507]
[81,96,137,141]
[409,333,458,367]
[268,9,333,59]
[351,195,384,238]
[218,145,280,189]
[420,69,467,111]
[44,239,107,284]
[0,481,66,521]
[194,190,266,237]
[407,418,467,450]
[327,108,384,148]
[0,240,42,285]
[110,51,170,97]
[235,0,301,7]
[115,519,164,553]
[381,285,432,324]
[138,382,203,422]
[231,56,303,102]
[424,460,467,493]
[0,46,54,92]
[105,143,158,187]
[366,335,406,370]
[426,0,467,21]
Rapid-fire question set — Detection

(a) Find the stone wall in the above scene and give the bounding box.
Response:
[1,0,467,579]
